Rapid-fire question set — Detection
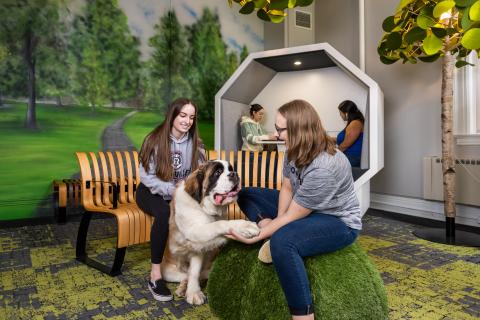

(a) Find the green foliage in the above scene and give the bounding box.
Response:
[69,0,141,110]
[144,8,243,120]
[207,241,388,320]
[0,0,65,126]
[227,0,314,23]
[186,8,230,120]
[147,11,191,111]
[378,0,480,67]
[37,10,70,106]
[0,52,26,101]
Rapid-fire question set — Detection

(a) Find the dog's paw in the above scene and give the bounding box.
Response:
[186,290,206,305]
[175,280,187,297]
[236,221,260,239]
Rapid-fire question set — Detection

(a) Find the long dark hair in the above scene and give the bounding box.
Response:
[279,100,336,169]
[139,98,202,181]
[338,100,364,126]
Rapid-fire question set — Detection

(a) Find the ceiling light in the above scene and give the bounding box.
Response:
[294,61,302,66]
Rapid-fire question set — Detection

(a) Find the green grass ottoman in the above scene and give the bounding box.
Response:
[207,241,388,320]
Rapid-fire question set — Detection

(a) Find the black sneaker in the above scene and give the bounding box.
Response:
[147,278,173,302]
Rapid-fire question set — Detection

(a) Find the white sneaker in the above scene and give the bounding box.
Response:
[258,240,272,264]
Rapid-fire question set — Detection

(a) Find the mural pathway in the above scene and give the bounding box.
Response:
[101,110,138,151]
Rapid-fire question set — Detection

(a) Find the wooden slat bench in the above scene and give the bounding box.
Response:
[74,150,284,276]
[75,150,152,276]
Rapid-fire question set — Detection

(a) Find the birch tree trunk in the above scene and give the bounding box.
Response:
[441,52,456,220]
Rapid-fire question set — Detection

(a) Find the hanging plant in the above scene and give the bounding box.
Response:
[378,0,480,67]
[227,0,315,23]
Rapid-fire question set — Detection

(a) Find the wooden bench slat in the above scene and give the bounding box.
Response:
[260,151,267,188]
[124,151,135,204]
[89,152,103,207]
[98,152,112,207]
[252,151,259,187]
[244,151,250,187]
[115,151,127,204]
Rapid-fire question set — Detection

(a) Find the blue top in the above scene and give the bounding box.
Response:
[336,129,363,157]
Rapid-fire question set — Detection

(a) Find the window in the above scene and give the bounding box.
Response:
[453,52,480,145]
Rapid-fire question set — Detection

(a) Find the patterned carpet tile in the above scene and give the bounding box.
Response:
[0,213,479,319]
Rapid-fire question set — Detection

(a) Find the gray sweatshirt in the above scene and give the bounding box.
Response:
[140,133,201,200]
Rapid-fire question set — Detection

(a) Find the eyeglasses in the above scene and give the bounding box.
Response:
[275,124,287,134]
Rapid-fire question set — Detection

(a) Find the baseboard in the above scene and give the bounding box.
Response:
[370,193,480,227]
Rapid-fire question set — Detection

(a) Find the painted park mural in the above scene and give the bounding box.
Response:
[0,0,264,221]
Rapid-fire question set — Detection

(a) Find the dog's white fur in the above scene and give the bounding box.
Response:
[161,160,260,305]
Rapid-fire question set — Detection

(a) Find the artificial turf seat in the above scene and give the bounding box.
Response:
[207,241,388,320]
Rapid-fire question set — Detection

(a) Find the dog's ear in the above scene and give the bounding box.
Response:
[184,166,205,203]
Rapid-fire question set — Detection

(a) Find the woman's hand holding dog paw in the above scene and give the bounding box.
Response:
[238,221,261,238]
[225,221,262,244]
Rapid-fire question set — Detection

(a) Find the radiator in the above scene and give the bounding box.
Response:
[423,156,480,206]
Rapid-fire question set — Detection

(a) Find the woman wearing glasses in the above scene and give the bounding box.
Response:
[227,100,361,320]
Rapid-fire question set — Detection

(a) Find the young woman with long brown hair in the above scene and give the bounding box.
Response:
[137,98,205,302]
[227,99,361,320]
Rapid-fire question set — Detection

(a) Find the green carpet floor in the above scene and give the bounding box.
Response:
[1,211,479,319]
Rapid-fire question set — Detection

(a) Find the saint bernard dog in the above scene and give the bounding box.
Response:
[161,160,260,305]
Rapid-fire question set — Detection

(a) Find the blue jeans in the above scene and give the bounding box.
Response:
[237,187,359,315]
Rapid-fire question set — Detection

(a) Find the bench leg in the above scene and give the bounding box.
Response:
[53,184,67,224]
[76,212,126,276]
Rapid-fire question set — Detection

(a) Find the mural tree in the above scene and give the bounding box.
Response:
[148,10,191,111]
[37,28,70,107]
[378,0,480,245]
[0,48,26,107]
[187,8,230,120]
[70,0,141,110]
[0,0,64,128]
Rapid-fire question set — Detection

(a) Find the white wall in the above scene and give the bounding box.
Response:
[221,99,249,151]
[364,0,443,198]
[315,0,359,67]
[284,4,315,47]
[251,67,368,135]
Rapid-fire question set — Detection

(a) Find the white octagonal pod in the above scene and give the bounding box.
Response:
[215,43,384,215]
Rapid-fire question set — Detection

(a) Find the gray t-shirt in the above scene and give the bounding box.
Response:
[283,150,362,230]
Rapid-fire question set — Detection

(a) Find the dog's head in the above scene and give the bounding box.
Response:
[184,160,240,207]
